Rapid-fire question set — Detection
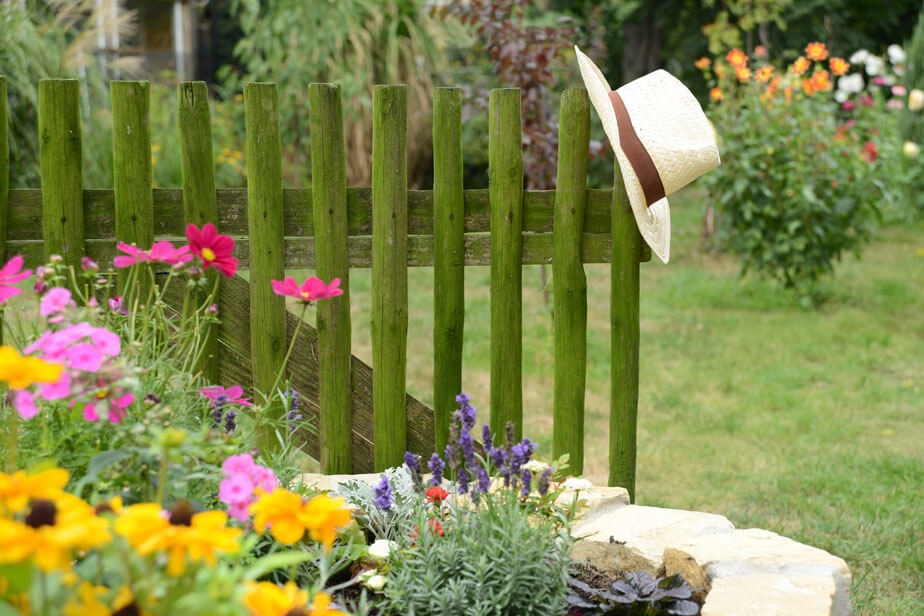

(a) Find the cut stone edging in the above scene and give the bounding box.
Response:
[299,474,851,616]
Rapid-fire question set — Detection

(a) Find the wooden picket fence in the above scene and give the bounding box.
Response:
[0,76,649,497]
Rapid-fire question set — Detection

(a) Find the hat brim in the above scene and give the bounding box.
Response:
[575,46,670,263]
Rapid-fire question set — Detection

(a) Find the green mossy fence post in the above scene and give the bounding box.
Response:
[38,79,85,269]
[309,83,353,473]
[178,81,220,383]
[111,81,154,298]
[371,84,408,471]
[244,83,287,456]
[488,88,524,440]
[432,87,465,453]
[0,76,8,346]
[610,166,641,500]
[552,88,590,473]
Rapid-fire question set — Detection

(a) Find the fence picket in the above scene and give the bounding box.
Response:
[178,81,220,383]
[610,168,641,499]
[38,80,85,268]
[244,83,287,455]
[372,85,409,470]
[488,88,524,440]
[111,81,154,301]
[0,77,8,345]
[553,89,590,473]
[432,87,465,453]
[309,83,353,473]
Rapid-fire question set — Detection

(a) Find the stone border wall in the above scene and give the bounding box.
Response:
[302,474,852,615]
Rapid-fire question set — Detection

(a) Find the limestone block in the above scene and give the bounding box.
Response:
[673,528,851,615]
[573,504,736,565]
[702,574,838,616]
[560,485,631,523]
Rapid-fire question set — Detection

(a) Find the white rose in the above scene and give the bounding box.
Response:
[888,44,906,65]
[562,477,593,491]
[837,73,864,95]
[523,459,549,474]
[909,89,924,111]
[849,49,869,65]
[865,55,886,76]
[903,141,920,158]
[367,539,396,562]
[834,90,848,103]
[365,574,387,591]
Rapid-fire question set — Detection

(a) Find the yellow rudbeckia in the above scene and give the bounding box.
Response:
[0,346,64,390]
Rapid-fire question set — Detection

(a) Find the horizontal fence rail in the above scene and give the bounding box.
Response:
[1,77,650,497]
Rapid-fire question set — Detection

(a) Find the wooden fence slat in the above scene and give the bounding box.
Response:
[309,83,353,473]
[488,88,524,440]
[371,84,409,470]
[552,88,590,473]
[38,80,85,268]
[178,81,220,383]
[610,166,641,499]
[432,87,465,454]
[111,81,154,300]
[244,82,287,455]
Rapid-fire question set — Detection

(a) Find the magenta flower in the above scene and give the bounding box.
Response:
[0,255,33,305]
[113,243,147,268]
[109,296,128,315]
[219,474,255,506]
[199,384,252,407]
[40,287,75,317]
[83,391,134,423]
[185,223,238,278]
[270,276,343,303]
[146,241,193,265]
[221,453,256,476]
[65,343,104,372]
[12,390,39,419]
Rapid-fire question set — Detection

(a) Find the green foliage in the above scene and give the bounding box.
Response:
[221,0,460,185]
[901,5,924,145]
[699,47,882,297]
[376,492,573,615]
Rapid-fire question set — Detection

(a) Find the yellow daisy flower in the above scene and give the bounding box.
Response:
[0,468,69,514]
[244,581,310,616]
[250,488,310,545]
[299,495,352,553]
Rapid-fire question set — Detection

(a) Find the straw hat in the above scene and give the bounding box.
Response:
[574,46,720,263]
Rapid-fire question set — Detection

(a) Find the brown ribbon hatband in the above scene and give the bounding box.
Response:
[608,91,665,207]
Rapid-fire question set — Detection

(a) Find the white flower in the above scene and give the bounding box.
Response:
[865,55,886,76]
[903,141,920,158]
[523,459,549,474]
[888,44,906,65]
[909,89,924,111]
[849,49,869,65]
[365,574,387,591]
[367,539,396,562]
[837,73,864,95]
[834,90,848,103]
[562,477,593,491]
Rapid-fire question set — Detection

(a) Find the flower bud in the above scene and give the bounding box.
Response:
[49,254,63,264]
[365,574,387,591]
[903,141,920,158]
[367,539,396,562]
[207,303,220,316]
[187,266,203,281]
[81,257,99,272]
[33,280,48,296]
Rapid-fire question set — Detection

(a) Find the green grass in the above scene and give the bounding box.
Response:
[290,187,923,614]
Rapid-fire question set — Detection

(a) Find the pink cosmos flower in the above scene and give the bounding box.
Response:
[199,384,252,407]
[146,241,193,265]
[91,329,121,356]
[40,287,75,317]
[38,371,71,401]
[270,276,343,303]
[185,223,238,278]
[0,255,33,305]
[113,242,147,268]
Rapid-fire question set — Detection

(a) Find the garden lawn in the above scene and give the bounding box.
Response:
[292,187,923,615]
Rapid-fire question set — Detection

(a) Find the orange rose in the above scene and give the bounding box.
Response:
[755,65,775,83]
[695,57,711,70]
[709,87,723,102]
[829,57,849,76]
[805,42,829,62]
[725,48,748,68]
[792,56,811,76]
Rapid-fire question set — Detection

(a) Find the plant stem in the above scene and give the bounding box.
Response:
[263,302,308,406]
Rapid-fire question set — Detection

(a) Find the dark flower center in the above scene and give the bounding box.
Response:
[25,499,57,528]
[168,501,194,526]
[111,601,141,616]
[283,609,310,616]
